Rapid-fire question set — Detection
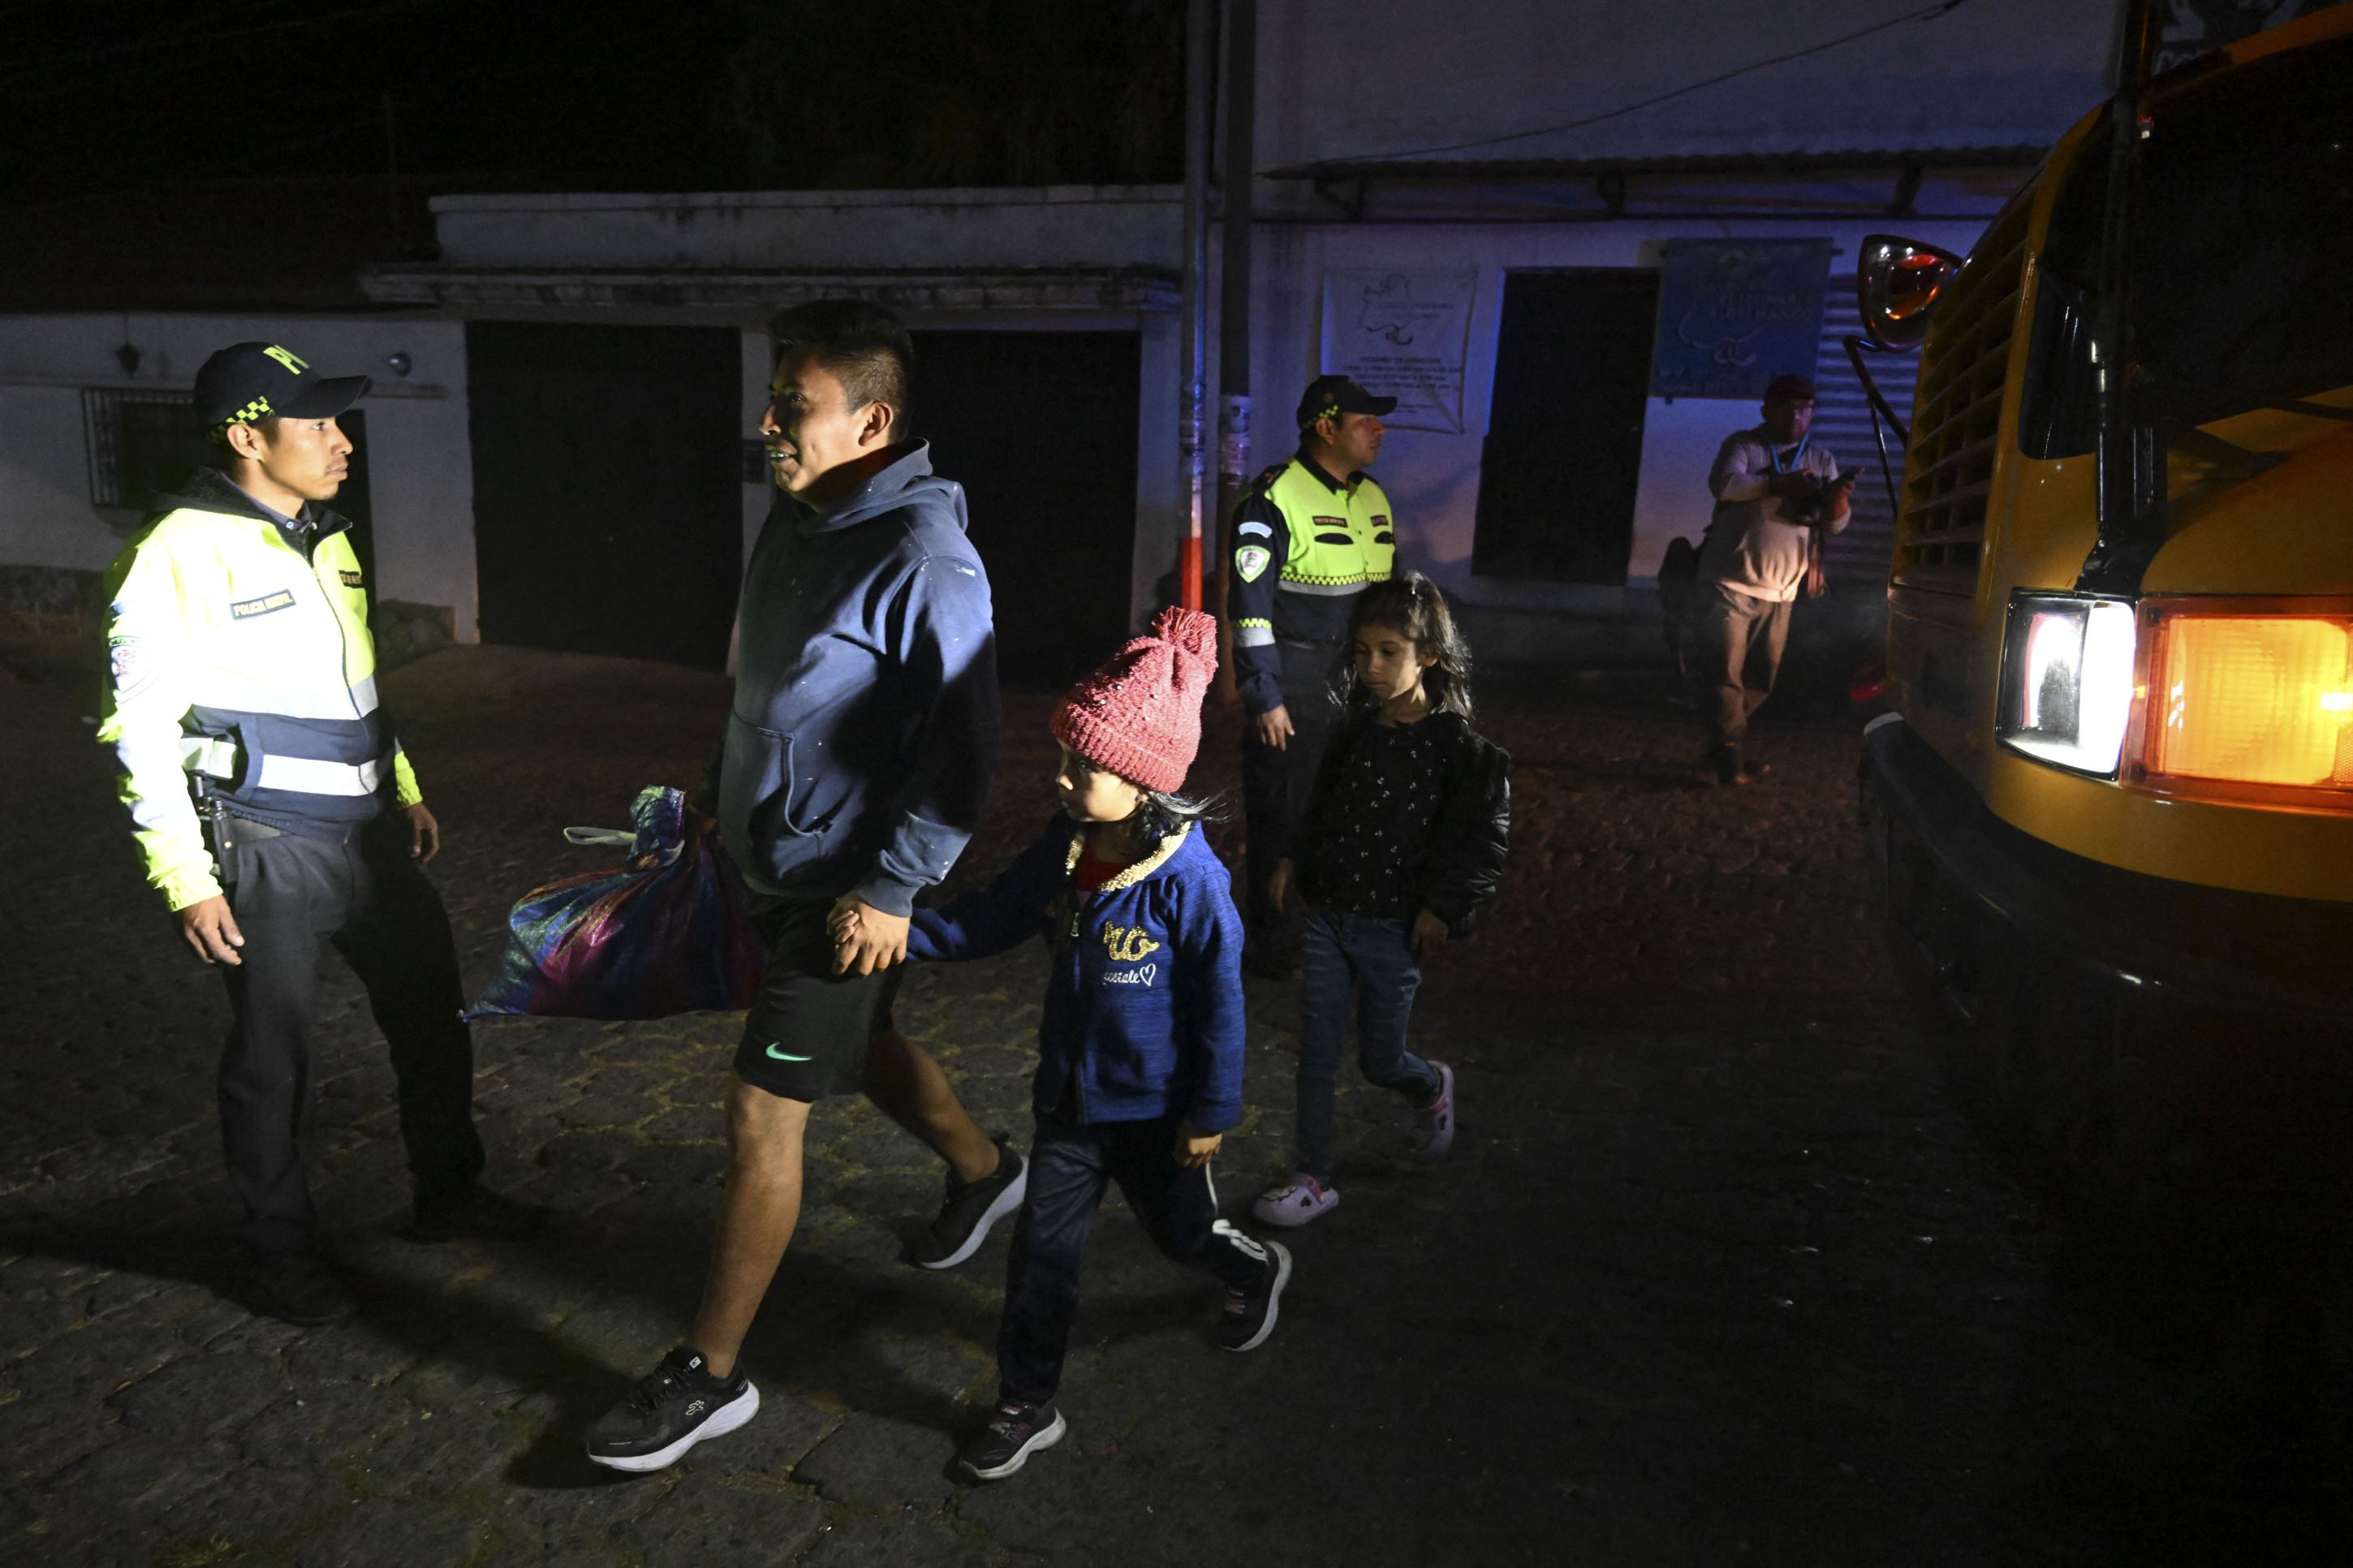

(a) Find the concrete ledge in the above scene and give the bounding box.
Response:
[360,265,1180,314]
[374,599,456,670]
[426,184,1184,214]
[0,566,453,673]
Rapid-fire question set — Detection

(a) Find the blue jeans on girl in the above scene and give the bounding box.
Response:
[1294,906,1442,1181]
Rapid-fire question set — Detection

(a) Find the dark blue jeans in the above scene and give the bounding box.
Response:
[998,1111,1269,1406]
[1293,906,1441,1182]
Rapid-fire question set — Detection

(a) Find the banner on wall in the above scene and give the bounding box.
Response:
[1650,239,1833,400]
[1319,270,1478,433]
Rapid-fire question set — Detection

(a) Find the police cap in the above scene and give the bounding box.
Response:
[195,342,371,433]
[1296,374,1398,430]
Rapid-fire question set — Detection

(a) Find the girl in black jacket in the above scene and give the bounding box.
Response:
[1252,574,1510,1229]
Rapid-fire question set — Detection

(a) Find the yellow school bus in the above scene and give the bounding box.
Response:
[1851,4,2353,1187]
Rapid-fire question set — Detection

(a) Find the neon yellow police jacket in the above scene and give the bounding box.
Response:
[96,471,422,911]
[1225,452,1396,714]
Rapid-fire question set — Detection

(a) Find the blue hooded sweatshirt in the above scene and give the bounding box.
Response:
[906,818,1247,1133]
[714,441,1000,916]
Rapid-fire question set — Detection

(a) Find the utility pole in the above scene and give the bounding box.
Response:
[1176,0,1213,612]
[1212,0,1256,700]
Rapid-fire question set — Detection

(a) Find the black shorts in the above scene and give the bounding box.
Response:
[732,895,903,1103]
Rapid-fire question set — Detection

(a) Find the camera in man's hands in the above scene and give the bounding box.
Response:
[1785,467,1860,527]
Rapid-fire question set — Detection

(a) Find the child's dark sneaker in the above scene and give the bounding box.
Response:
[585,1347,760,1472]
[1408,1062,1456,1161]
[1218,1239,1291,1352]
[1250,1174,1338,1228]
[908,1135,1028,1270]
[959,1399,1067,1481]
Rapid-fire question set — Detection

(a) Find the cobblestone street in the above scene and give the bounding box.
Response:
[4,646,2347,1566]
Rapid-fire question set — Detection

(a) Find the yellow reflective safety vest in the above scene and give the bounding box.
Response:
[96,472,421,911]
[1266,458,1394,594]
[1226,454,1395,712]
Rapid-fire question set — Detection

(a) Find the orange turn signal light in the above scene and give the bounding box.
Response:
[2135,602,2353,809]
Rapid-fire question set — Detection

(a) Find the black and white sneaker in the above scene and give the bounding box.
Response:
[1217,1240,1292,1352]
[584,1347,760,1472]
[959,1400,1067,1481]
[907,1136,1028,1270]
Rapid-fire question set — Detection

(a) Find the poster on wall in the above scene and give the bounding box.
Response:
[1650,239,1833,400]
[1319,270,1478,433]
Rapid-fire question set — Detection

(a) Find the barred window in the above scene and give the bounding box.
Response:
[83,388,205,510]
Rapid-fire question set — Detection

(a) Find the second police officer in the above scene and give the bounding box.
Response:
[1226,375,1398,977]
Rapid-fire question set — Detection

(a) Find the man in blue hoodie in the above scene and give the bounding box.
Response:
[588,301,1022,1473]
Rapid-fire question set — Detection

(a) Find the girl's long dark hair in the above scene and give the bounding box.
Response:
[1134,786,1223,846]
[1344,571,1475,719]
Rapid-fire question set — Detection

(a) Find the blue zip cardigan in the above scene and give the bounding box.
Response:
[906,817,1246,1132]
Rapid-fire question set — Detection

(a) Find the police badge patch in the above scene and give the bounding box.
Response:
[1235,545,1272,583]
[109,636,156,699]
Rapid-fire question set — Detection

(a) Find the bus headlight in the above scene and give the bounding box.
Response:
[1997,593,2139,775]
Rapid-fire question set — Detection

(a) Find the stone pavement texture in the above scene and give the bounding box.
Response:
[3,646,2347,1566]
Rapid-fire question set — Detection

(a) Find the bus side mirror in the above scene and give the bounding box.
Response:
[1857,235,1964,351]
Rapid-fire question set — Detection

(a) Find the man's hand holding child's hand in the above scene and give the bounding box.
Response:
[1174,1122,1222,1169]
[826,898,910,976]
[1410,908,1450,958]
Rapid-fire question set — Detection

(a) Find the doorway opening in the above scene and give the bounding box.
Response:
[908,330,1140,689]
[1472,269,1661,584]
[468,322,743,669]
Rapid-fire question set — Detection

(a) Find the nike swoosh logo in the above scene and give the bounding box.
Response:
[765,1045,813,1062]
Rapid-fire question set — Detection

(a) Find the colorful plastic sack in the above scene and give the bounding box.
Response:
[469,786,766,1021]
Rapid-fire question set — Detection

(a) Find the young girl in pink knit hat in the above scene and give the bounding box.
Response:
[840,606,1289,1483]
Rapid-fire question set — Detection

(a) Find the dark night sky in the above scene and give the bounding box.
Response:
[2,0,1186,210]
[2,0,741,205]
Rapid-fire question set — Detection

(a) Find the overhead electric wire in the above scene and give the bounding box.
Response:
[1296,0,1978,168]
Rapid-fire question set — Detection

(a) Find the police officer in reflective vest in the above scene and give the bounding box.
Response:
[1226,375,1398,974]
[96,342,544,1326]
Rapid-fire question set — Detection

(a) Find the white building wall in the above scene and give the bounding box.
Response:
[0,312,481,640]
[1255,0,2112,170]
[430,187,1180,271]
[1132,312,1185,624]
[403,180,2025,641]
[1233,208,1996,626]
[0,172,2021,659]
[736,325,773,564]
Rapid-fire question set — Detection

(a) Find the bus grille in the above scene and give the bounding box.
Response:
[1893,196,2028,595]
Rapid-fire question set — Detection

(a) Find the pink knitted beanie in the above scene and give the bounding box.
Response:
[1051,606,1220,795]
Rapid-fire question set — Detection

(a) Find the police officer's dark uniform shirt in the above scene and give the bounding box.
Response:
[1300,717,1447,920]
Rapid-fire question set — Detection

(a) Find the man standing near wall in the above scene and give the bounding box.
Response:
[1691,372,1851,785]
[588,300,1024,1474]
[1226,374,1397,977]
[95,342,546,1328]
